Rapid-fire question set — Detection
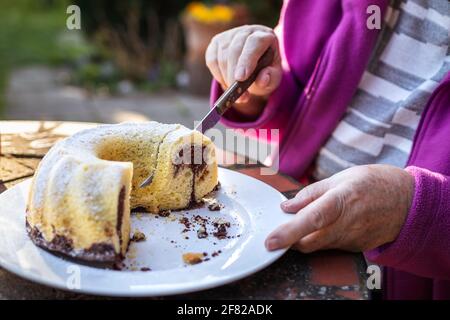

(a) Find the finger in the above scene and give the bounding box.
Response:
[266,189,344,251]
[205,38,226,87]
[235,30,276,81]
[227,31,250,85]
[217,42,229,87]
[281,179,330,213]
[293,227,338,253]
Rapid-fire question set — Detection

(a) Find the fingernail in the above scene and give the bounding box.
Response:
[235,67,246,80]
[260,72,270,87]
[281,200,290,209]
[266,238,280,251]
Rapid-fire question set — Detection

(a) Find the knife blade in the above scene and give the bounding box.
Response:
[194,47,275,134]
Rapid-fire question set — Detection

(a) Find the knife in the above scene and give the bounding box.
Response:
[140,47,274,188]
[194,47,275,134]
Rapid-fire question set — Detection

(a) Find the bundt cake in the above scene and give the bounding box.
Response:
[26,122,218,266]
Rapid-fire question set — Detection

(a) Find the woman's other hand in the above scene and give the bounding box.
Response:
[266,165,415,253]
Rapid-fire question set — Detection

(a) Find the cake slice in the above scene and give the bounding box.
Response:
[27,154,133,265]
[150,126,218,212]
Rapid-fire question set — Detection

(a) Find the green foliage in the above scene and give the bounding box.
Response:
[0,0,94,115]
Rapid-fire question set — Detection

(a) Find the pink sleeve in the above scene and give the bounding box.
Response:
[365,166,450,280]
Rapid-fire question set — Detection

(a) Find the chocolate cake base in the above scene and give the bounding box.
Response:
[25,221,124,269]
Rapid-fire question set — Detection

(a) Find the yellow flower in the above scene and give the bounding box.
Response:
[211,5,234,22]
[186,2,234,24]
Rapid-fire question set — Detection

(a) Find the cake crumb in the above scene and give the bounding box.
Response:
[167,214,177,222]
[203,197,224,211]
[183,252,204,265]
[208,202,223,211]
[213,219,231,239]
[197,226,208,239]
[158,210,171,217]
[179,217,191,230]
[193,214,208,225]
[211,250,222,257]
[131,231,146,242]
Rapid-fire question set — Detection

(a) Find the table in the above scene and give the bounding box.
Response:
[0,121,370,300]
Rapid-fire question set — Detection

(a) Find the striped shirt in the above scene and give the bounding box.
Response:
[313,0,450,180]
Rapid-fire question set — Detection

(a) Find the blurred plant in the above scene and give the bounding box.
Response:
[74,0,190,90]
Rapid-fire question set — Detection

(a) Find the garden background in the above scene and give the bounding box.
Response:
[0,0,281,126]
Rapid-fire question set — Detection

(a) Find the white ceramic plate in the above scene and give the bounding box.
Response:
[0,168,292,297]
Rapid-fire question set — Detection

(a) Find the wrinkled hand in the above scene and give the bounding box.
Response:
[205,25,282,103]
[265,165,415,253]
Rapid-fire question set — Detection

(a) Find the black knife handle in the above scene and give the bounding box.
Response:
[215,47,275,115]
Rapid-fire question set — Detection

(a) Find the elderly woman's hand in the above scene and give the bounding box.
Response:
[205,25,282,109]
[265,164,415,253]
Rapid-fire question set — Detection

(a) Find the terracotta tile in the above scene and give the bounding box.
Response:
[238,167,301,192]
[335,290,363,300]
[309,251,359,286]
